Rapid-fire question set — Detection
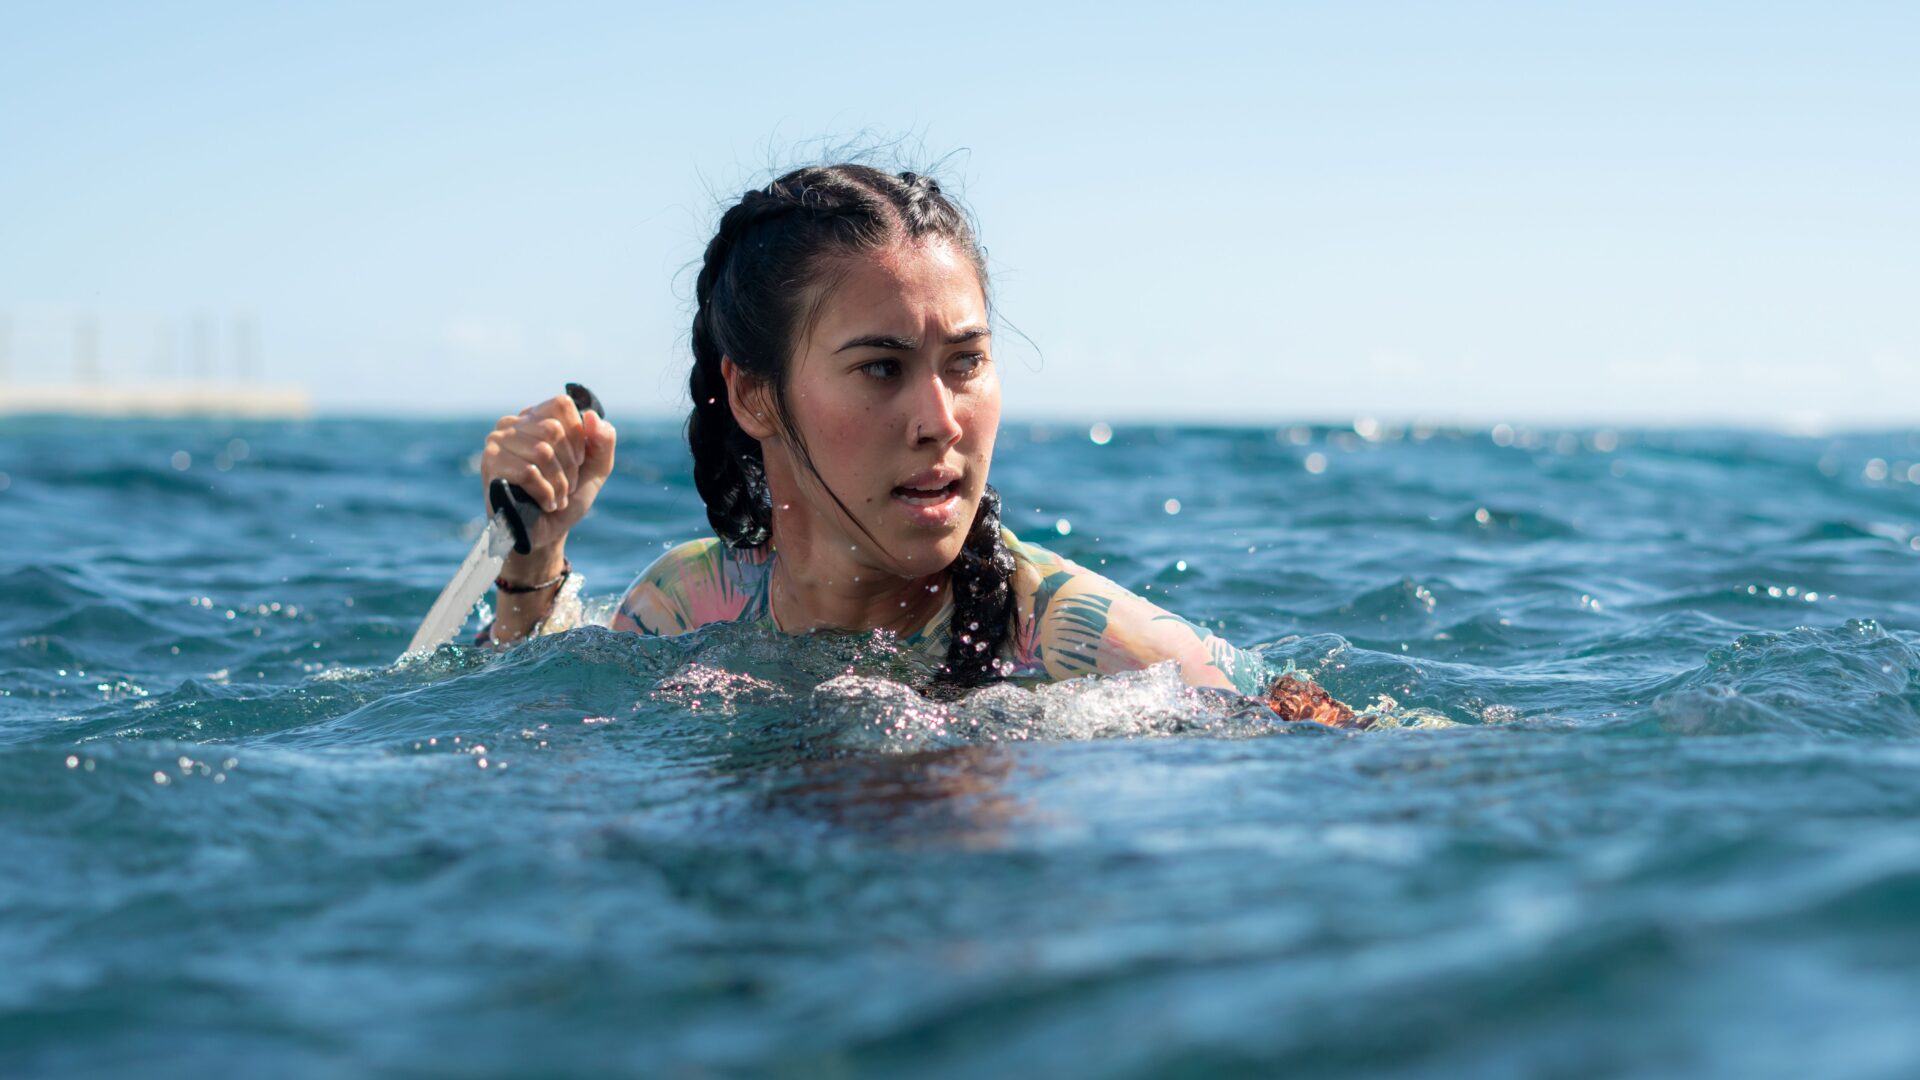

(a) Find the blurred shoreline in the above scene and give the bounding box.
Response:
[0,381,311,419]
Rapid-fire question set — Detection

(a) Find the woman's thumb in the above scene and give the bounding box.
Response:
[582,411,617,480]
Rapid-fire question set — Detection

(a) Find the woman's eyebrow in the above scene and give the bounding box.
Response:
[836,333,918,353]
[834,326,992,353]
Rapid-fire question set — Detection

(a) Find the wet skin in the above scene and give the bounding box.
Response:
[723,238,999,640]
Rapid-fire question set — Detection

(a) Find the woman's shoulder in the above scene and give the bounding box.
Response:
[999,527,1101,605]
[996,527,1274,695]
[997,528,1130,648]
[612,536,771,636]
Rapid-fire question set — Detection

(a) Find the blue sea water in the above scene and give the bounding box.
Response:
[4,416,1920,1078]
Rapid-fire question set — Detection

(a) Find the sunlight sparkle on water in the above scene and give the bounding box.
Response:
[1088,423,1113,445]
[1304,453,1327,474]
[1163,499,1181,515]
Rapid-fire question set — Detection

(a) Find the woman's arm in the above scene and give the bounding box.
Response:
[1017,566,1272,694]
[1009,536,1360,723]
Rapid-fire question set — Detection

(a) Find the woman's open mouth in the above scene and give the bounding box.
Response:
[891,479,963,524]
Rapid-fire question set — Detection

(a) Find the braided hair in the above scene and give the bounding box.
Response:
[687,165,1015,686]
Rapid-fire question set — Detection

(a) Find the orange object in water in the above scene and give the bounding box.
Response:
[1265,674,1365,729]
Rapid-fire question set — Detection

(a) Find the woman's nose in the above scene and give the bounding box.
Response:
[911,372,964,446]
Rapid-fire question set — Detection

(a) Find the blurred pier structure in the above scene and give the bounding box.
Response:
[0,307,311,418]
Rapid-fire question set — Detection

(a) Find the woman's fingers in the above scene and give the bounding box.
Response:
[506,430,573,511]
[479,395,604,545]
[534,416,582,496]
[485,430,567,512]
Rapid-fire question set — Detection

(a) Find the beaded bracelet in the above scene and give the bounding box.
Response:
[494,559,570,594]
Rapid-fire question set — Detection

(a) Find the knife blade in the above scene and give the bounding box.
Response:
[402,382,605,658]
[404,512,517,656]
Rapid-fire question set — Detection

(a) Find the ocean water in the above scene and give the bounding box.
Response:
[5,416,1920,1078]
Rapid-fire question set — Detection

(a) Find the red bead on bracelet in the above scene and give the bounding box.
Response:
[494,559,570,594]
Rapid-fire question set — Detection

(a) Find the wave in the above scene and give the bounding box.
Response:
[1640,621,1920,737]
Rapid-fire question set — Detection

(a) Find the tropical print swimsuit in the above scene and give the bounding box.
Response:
[611,529,1278,696]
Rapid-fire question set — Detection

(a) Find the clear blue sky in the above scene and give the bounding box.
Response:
[3,2,1915,426]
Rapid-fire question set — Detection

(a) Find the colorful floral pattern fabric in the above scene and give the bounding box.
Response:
[613,531,1275,695]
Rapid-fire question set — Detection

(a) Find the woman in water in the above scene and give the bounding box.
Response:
[477,164,1355,725]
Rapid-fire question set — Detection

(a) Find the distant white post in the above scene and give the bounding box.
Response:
[193,313,212,381]
[75,312,101,383]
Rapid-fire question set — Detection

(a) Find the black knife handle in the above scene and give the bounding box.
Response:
[490,383,607,555]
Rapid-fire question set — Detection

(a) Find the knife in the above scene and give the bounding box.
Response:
[403,382,605,657]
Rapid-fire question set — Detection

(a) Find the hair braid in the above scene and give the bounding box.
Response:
[686,192,797,547]
[942,483,1016,685]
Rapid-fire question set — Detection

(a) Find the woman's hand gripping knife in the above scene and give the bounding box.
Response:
[479,393,617,644]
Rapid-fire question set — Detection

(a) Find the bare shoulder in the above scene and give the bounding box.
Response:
[611,537,769,636]
[1002,529,1273,694]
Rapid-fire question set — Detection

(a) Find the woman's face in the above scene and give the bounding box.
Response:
[749,238,999,579]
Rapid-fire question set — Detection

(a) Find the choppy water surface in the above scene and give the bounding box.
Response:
[5,417,1920,1077]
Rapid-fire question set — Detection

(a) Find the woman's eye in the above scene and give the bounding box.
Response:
[949,353,987,377]
[858,359,901,379]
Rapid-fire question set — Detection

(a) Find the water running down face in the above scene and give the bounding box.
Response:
[724,238,1000,584]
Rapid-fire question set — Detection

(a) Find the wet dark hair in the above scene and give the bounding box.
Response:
[687,164,1015,686]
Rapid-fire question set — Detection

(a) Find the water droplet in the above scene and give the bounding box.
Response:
[65,755,78,769]
[1175,560,1187,572]
[1475,508,1491,525]
[1054,518,1072,535]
